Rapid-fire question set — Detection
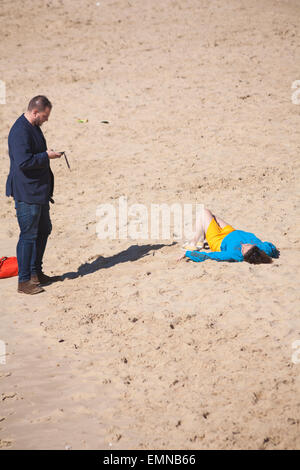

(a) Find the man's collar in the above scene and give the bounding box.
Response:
[22,112,35,127]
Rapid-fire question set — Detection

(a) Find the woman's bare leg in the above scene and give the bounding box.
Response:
[214,214,230,229]
[190,209,230,245]
[191,208,213,245]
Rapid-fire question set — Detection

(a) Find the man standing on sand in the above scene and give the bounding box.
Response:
[6,95,62,294]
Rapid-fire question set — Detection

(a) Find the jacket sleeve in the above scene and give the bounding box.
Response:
[185,250,243,262]
[259,242,280,258]
[10,127,49,170]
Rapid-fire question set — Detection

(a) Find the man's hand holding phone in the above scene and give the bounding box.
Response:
[47,149,62,159]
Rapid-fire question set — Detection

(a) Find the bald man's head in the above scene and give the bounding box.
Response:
[28,95,52,112]
[25,95,52,126]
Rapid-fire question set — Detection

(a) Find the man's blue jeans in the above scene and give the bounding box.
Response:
[15,201,52,282]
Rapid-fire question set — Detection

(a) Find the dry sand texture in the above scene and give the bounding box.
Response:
[0,0,300,449]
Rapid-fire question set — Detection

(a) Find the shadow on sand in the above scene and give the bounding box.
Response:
[57,243,174,282]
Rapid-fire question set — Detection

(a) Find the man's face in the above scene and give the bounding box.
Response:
[32,106,51,126]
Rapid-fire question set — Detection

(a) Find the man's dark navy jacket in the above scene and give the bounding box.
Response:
[6,114,54,204]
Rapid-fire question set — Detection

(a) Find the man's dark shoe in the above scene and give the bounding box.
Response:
[37,272,60,286]
[18,281,45,295]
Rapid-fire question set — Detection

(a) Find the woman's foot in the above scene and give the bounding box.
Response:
[181,241,205,251]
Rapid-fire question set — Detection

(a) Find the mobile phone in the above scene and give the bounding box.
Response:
[62,151,71,170]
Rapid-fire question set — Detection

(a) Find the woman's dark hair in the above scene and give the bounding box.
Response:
[243,245,273,264]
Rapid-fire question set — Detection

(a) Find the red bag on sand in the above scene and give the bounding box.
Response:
[0,257,18,278]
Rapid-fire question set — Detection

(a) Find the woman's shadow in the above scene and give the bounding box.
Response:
[58,243,174,281]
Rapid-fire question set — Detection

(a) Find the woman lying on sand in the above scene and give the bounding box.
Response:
[178,207,280,264]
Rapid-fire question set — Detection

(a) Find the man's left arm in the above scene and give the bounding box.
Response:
[11,127,49,170]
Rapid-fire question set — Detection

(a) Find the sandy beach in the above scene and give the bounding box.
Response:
[0,0,299,449]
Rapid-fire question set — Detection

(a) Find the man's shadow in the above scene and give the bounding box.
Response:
[59,243,174,281]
